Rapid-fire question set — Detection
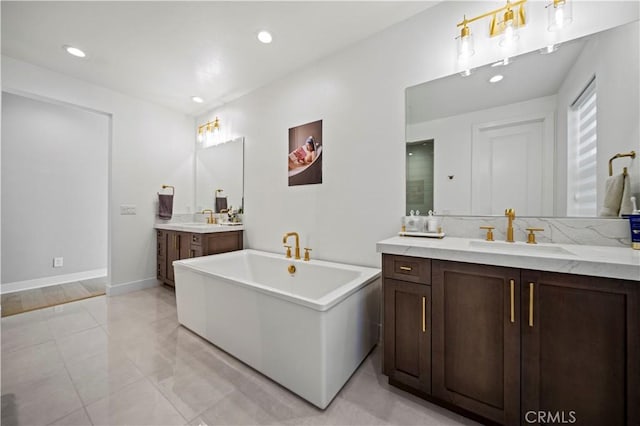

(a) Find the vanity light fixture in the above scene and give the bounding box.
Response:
[257,30,273,44]
[546,0,572,32]
[191,96,204,103]
[457,17,475,59]
[489,74,504,83]
[456,0,526,60]
[63,45,86,58]
[197,117,221,144]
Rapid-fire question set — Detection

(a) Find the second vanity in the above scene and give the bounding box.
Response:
[155,222,243,287]
[377,235,639,426]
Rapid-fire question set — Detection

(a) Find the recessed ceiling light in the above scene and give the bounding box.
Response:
[63,45,86,58]
[191,96,204,103]
[408,152,413,156]
[257,31,273,44]
[489,74,504,83]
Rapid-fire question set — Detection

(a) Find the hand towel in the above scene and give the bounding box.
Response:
[215,196,228,213]
[600,173,625,217]
[619,174,633,216]
[158,194,174,219]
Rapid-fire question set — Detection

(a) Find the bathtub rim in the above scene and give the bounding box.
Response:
[173,249,381,312]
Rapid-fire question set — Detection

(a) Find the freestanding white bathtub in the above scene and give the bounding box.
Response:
[173,249,381,409]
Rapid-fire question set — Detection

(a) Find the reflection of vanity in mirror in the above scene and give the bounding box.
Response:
[406,20,639,217]
[195,137,244,217]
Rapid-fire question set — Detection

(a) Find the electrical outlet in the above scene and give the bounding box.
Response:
[53,257,63,268]
[120,204,137,215]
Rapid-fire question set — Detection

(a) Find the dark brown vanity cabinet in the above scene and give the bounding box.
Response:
[520,270,639,426]
[383,254,432,394]
[432,261,521,425]
[157,230,243,287]
[382,255,639,425]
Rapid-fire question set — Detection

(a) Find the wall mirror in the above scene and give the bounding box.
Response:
[195,137,244,213]
[406,20,639,217]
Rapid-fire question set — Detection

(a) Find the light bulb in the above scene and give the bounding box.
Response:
[499,19,519,48]
[457,28,474,60]
[555,5,564,29]
[548,0,572,32]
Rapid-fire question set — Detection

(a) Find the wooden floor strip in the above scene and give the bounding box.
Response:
[1,281,106,317]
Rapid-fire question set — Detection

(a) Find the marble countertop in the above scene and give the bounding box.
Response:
[155,222,244,233]
[377,236,640,281]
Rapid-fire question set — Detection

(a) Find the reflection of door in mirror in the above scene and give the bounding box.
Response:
[471,114,554,216]
[406,140,434,215]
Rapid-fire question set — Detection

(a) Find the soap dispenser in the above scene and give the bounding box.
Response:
[427,210,438,233]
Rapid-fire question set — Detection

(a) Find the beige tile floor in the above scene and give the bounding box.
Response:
[1,286,478,426]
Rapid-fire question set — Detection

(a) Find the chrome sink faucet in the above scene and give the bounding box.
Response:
[505,208,516,243]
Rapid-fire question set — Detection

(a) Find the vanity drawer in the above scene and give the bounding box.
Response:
[383,254,431,284]
[191,233,202,246]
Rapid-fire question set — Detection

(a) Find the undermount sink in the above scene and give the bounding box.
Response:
[468,240,576,256]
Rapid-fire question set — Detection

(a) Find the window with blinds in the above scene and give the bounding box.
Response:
[567,78,597,216]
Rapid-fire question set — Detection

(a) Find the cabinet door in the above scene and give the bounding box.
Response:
[178,232,192,260]
[521,270,639,426]
[203,231,243,255]
[383,278,431,394]
[432,260,520,425]
[156,230,167,282]
[166,231,179,286]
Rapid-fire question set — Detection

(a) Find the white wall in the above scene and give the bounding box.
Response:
[196,1,638,268]
[556,21,640,215]
[2,93,108,285]
[407,95,557,215]
[1,56,195,292]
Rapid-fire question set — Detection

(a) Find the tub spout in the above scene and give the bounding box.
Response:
[283,232,301,260]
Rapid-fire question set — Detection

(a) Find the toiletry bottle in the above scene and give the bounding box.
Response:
[629,214,640,250]
[427,210,438,233]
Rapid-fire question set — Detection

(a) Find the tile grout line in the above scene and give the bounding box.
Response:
[48,329,87,425]
[142,375,189,425]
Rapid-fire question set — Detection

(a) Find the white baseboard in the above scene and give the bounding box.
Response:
[106,277,160,296]
[1,269,108,294]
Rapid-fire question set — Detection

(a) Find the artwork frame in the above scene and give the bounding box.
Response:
[288,119,323,186]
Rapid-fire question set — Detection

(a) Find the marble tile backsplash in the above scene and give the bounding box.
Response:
[439,216,631,248]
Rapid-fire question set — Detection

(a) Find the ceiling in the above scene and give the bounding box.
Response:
[2,1,436,115]
[406,37,587,125]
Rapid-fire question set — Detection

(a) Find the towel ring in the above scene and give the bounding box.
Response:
[608,151,636,176]
[160,185,175,195]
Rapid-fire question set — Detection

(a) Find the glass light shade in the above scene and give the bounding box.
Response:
[547,0,572,31]
[457,33,475,60]
[498,20,519,48]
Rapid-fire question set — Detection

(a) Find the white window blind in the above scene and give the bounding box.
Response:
[568,78,597,216]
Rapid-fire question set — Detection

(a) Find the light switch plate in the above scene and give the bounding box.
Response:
[120,204,137,215]
[53,257,63,268]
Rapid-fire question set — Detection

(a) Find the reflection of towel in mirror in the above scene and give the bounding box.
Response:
[215,197,228,213]
[600,173,625,216]
[619,174,633,216]
[158,194,174,219]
